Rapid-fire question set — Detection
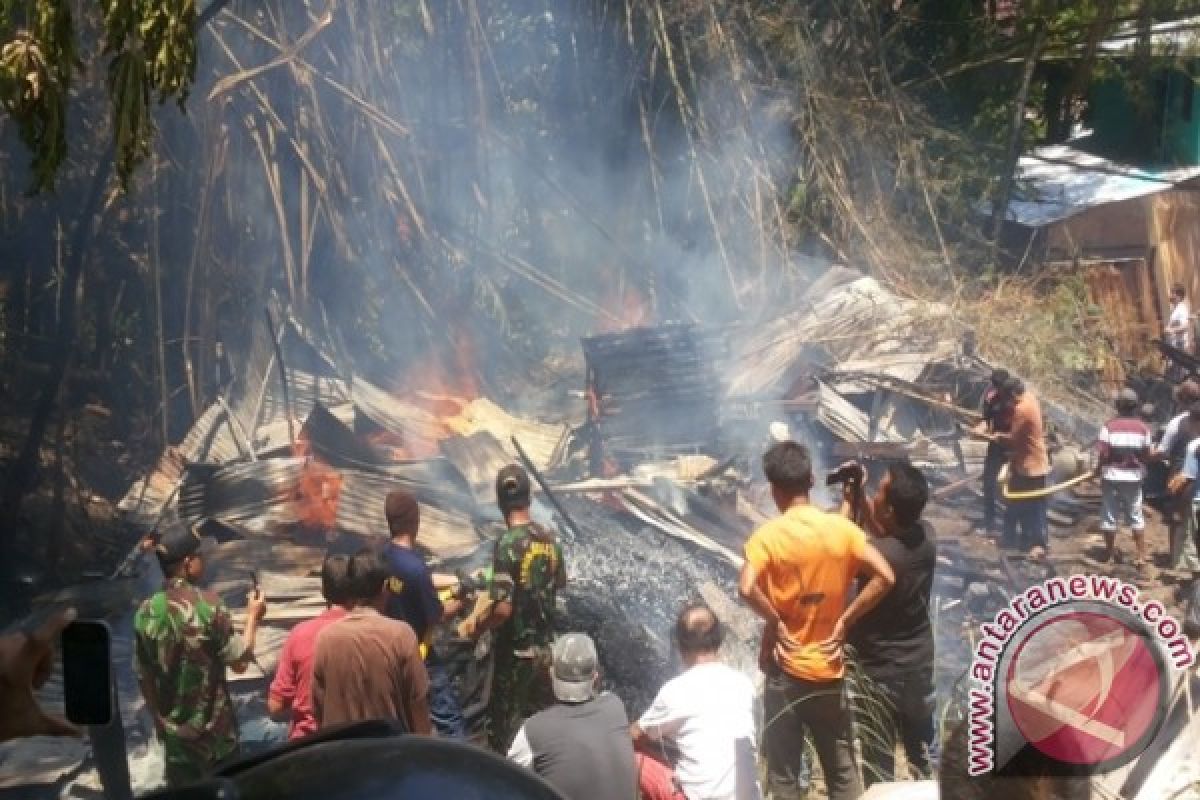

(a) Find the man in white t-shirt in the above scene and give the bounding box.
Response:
[1167,284,1192,356]
[630,603,761,800]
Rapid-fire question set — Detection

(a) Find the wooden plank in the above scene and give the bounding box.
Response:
[620,489,743,566]
[1083,259,1156,385]
[831,441,931,459]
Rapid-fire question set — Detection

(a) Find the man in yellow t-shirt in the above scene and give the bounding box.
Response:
[738,442,895,800]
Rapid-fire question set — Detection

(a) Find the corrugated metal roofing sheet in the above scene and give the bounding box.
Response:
[727,277,953,399]
[443,397,568,471]
[177,457,483,560]
[350,378,448,454]
[1008,145,1200,227]
[827,350,953,394]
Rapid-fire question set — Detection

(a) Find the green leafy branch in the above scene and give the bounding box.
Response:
[0,0,198,192]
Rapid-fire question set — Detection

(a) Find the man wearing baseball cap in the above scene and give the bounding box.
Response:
[475,464,567,751]
[134,525,267,786]
[507,633,636,800]
[971,369,1015,536]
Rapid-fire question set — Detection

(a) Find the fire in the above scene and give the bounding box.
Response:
[598,284,650,333]
[289,431,343,532]
[346,330,494,462]
[392,331,480,419]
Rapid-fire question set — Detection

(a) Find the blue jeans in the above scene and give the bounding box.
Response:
[427,661,465,738]
[1002,473,1048,551]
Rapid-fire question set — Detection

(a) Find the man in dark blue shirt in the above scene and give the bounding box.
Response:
[382,489,465,737]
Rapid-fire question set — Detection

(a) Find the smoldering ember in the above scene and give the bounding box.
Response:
[4,4,1200,800]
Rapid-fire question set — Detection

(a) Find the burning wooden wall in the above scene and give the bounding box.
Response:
[582,324,724,471]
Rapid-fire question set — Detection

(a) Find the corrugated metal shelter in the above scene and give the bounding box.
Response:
[1001,145,1200,376]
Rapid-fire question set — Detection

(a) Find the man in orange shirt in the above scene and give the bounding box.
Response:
[738,442,895,800]
[992,377,1051,560]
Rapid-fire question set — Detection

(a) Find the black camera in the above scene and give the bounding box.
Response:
[826,462,864,488]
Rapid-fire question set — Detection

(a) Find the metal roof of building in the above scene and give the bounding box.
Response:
[1007,144,1200,227]
[1099,16,1200,58]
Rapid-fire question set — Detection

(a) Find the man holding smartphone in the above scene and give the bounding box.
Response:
[134,526,267,787]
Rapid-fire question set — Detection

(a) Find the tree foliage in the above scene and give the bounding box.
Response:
[0,0,197,190]
[2,0,1200,549]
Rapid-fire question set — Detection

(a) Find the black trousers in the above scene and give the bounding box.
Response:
[980,442,1008,530]
[857,669,935,786]
[763,667,862,800]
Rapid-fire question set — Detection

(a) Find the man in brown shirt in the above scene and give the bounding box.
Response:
[312,548,432,734]
[993,377,1051,559]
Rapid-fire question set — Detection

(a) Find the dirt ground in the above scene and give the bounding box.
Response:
[928,478,1189,618]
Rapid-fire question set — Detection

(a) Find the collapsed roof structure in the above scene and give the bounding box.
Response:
[6,272,1195,800]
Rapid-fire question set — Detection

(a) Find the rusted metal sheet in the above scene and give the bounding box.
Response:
[176,456,483,559]
[1081,259,1160,380]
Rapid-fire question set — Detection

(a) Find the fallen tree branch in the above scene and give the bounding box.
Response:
[207,11,333,101]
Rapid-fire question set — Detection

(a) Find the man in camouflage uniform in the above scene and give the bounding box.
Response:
[134,527,267,787]
[474,464,566,751]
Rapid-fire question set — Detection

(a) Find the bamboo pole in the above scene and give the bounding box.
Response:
[152,156,169,451]
[182,130,220,420]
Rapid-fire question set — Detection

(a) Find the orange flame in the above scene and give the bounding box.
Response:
[393,331,480,417]
[288,432,343,531]
[598,285,650,333]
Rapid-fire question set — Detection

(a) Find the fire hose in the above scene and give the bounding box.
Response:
[1001,470,1094,500]
[998,448,1095,500]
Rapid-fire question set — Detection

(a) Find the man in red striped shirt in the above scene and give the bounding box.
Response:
[1096,388,1153,571]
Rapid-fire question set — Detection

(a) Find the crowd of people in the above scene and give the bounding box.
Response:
[31,382,1183,798]
[114,438,947,799]
[9,298,1200,799]
[13,357,1189,799]
[974,349,1200,587]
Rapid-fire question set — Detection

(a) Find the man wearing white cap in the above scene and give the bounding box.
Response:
[507,633,636,800]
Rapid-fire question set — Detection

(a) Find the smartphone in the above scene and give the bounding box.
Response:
[62,619,113,726]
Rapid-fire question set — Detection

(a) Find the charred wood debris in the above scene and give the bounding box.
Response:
[6,272,1134,793]
[112,274,1110,673]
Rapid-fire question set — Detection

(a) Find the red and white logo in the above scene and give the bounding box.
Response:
[1005,610,1163,768]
